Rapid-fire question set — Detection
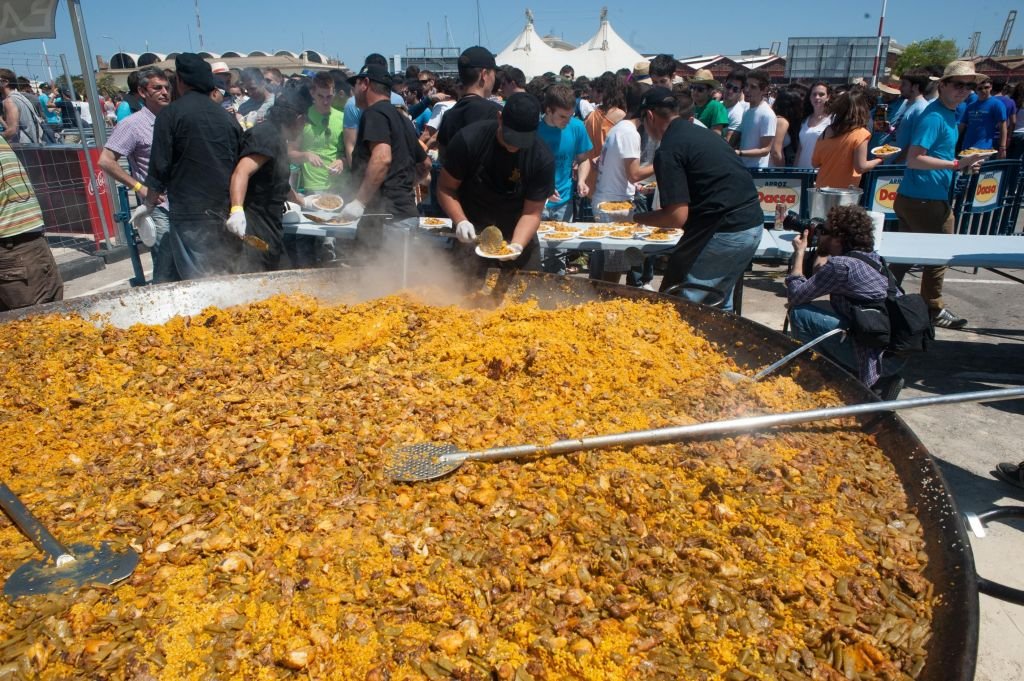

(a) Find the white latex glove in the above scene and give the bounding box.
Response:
[340,199,365,222]
[455,220,477,244]
[302,195,319,210]
[493,242,523,261]
[225,211,247,239]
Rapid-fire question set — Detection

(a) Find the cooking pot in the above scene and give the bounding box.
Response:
[810,186,864,220]
[0,269,1002,680]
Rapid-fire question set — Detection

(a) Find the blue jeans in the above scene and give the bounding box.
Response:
[542,201,573,274]
[675,223,761,312]
[149,206,178,283]
[788,304,858,373]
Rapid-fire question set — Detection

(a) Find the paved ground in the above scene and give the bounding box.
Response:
[53,250,1024,680]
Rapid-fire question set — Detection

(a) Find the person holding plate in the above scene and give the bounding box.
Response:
[436,92,554,271]
[891,60,991,329]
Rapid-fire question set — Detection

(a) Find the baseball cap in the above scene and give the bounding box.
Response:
[210,61,230,75]
[347,63,393,88]
[500,92,541,148]
[634,86,676,117]
[459,46,497,71]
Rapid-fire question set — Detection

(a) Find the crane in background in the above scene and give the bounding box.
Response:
[962,31,981,58]
[988,10,1016,57]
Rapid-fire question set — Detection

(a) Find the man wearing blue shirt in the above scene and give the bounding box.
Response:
[886,69,934,164]
[536,84,592,221]
[892,61,990,329]
[959,77,1008,157]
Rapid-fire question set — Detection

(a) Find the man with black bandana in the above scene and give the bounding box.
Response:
[342,62,429,247]
[436,92,554,271]
[632,87,763,311]
[226,87,314,272]
[139,53,242,281]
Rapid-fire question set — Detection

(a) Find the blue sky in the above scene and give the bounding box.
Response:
[2,0,1021,80]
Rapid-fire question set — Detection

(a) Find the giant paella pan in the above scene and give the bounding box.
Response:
[0,269,995,680]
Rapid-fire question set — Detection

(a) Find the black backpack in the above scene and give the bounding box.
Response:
[846,252,935,355]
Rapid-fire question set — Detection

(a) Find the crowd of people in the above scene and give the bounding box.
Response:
[2,50,1024,395]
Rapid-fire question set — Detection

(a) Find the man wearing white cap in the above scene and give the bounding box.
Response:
[891,61,990,329]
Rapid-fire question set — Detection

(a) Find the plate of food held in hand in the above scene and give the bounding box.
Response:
[311,193,344,212]
[958,147,997,160]
[598,201,634,219]
[475,242,521,260]
[871,144,901,157]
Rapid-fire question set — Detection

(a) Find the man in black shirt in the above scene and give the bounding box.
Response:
[227,88,313,272]
[437,92,554,271]
[436,46,501,159]
[343,62,429,246]
[142,53,242,281]
[633,88,763,311]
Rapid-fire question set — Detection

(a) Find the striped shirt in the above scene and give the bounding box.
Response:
[105,106,168,209]
[0,137,44,238]
[786,250,890,386]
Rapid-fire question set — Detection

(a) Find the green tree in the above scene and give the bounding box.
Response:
[54,74,85,97]
[894,37,958,76]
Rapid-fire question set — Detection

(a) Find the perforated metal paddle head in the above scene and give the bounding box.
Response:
[4,542,139,601]
[386,443,464,482]
[477,226,504,255]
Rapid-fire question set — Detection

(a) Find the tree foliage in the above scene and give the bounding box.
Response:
[894,37,958,76]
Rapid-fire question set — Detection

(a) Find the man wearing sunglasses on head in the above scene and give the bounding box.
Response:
[891,61,990,330]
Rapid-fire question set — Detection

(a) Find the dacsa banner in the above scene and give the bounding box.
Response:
[870,175,903,215]
[972,170,1002,210]
[755,178,802,218]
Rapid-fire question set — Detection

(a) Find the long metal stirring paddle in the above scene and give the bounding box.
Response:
[385,387,1024,483]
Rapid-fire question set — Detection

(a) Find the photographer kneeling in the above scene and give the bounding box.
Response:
[785,204,904,399]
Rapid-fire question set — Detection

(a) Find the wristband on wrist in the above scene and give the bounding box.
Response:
[230,205,244,214]
[132,181,142,192]
[952,159,959,171]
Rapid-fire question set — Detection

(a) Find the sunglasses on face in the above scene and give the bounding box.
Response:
[691,85,708,92]
[418,79,430,84]
[725,84,741,92]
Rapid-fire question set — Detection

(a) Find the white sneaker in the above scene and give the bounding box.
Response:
[641,283,656,291]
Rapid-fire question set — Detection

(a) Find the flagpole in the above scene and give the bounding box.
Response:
[871,0,888,87]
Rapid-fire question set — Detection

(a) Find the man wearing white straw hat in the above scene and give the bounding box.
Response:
[891,60,990,330]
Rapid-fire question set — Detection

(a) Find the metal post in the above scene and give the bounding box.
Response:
[871,0,888,87]
[65,0,108,151]
[60,53,113,249]
[66,0,126,240]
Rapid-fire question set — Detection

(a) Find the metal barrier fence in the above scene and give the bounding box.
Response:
[752,158,1024,235]
[2,50,124,256]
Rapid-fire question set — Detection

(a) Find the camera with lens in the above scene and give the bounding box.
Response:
[780,210,825,248]
[780,211,825,277]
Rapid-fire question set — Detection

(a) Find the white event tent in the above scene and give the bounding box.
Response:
[496,9,644,78]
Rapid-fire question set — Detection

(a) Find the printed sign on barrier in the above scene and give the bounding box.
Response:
[971,169,1002,210]
[754,178,802,218]
[870,174,903,215]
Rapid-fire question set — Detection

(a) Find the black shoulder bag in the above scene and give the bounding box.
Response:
[846,252,935,355]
